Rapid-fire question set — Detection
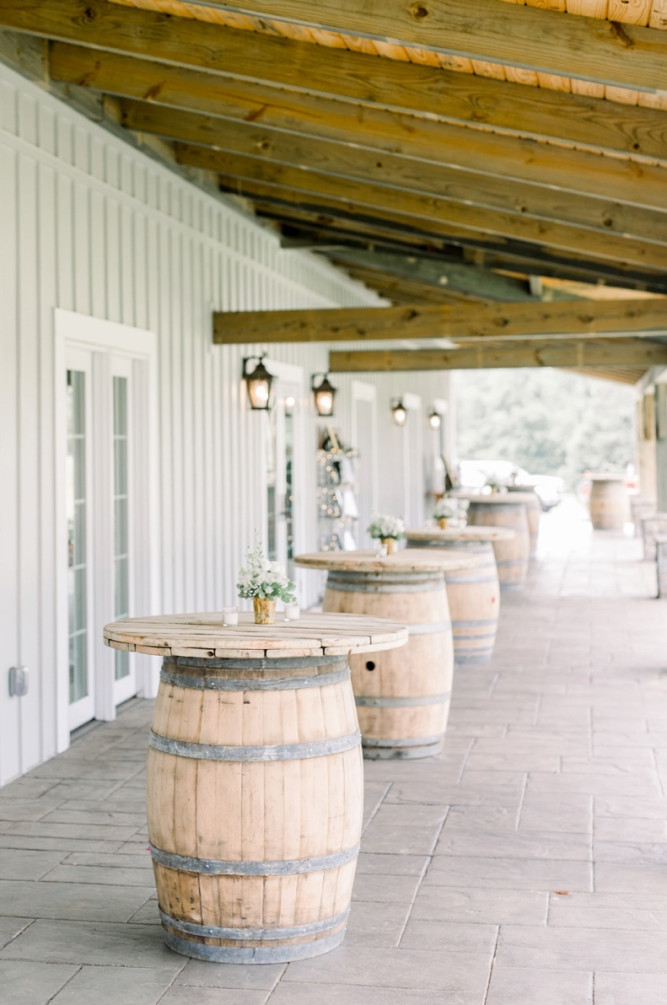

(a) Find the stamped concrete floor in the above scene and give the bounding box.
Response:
[2,500,667,1004]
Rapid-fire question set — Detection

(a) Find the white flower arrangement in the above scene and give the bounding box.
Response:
[433,497,458,520]
[237,535,296,602]
[367,511,405,540]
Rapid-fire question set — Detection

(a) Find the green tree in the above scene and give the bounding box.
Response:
[454,369,635,489]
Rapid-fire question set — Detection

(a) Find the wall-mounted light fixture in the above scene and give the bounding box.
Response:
[391,398,408,426]
[284,395,296,417]
[311,372,337,417]
[428,409,442,430]
[242,355,274,410]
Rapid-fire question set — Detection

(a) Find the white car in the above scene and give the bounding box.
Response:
[457,459,565,511]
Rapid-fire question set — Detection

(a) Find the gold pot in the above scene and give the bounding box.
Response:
[381,536,397,555]
[253,596,276,625]
[437,518,449,529]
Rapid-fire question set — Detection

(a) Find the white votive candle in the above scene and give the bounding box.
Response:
[284,603,300,621]
[222,606,239,626]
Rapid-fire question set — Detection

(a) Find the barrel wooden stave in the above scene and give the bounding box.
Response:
[466,501,530,590]
[589,477,629,530]
[147,654,363,962]
[323,571,452,759]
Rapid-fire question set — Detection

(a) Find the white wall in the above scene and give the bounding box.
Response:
[0,62,392,785]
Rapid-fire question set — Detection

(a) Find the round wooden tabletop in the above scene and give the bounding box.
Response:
[103,611,408,660]
[405,526,515,543]
[459,492,537,505]
[294,547,479,574]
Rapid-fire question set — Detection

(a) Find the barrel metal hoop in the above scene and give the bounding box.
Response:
[150,842,360,876]
[165,654,347,672]
[407,620,451,635]
[149,729,361,762]
[362,733,445,748]
[163,928,347,963]
[456,631,498,639]
[452,618,499,628]
[159,666,350,692]
[355,692,451,707]
[495,559,529,567]
[326,572,443,592]
[445,573,496,584]
[160,906,349,942]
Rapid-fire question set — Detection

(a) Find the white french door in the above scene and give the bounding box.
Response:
[66,349,95,730]
[266,380,300,581]
[59,311,156,738]
[65,348,139,730]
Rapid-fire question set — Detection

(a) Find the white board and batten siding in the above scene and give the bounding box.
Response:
[0,62,393,785]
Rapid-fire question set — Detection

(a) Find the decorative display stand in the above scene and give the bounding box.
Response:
[103,611,407,964]
[316,438,359,551]
[295,549,479,759]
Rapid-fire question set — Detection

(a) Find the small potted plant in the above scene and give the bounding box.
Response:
[367,511,405,555]
[485,477,504,495]
[433,496,458,529]
[237,534,296,625]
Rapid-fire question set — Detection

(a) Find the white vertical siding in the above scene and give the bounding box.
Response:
[0,62,390,785]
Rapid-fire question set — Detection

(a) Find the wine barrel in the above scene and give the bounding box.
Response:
[406,534,501,663]
[507,487,541,557]
[588,475,629,530]
[466,497,530,591]
[146,653,363,963]
[323,568,453,759]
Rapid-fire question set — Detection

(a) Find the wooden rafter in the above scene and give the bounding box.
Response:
[106,0,667,93]
[180,151,667,271]
[212,298,667,346]
[328,338,667,373]
[2,1,666,162]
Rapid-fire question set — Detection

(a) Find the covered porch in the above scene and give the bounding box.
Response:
[2,503,666,1004]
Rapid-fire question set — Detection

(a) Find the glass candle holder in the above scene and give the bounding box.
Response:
[222,606,239,626]
[284,603,300,621]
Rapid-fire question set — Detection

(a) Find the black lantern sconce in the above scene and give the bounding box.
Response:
[428,409,442,430]
[312,372,337,417]
[391,398,408,426]
[242,355,274,411]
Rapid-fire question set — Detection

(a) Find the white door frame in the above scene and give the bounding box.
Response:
[54,309,158,751]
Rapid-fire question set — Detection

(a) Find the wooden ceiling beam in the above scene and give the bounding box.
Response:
[134,0,667,92]
[196,154,667,270]
[327,338,667,373]
[324,249,538,303]
[254,208,667,296]
[212,298,666,345]
[3,1,667,161]
[51,44,667,207]
[119,101,667,243]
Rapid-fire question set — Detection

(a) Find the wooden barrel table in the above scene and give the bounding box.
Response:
[405,526,514,664]
[588,474,629,530]
[295,549,478,760]
[463,495,531,591]
[103,612,407,964]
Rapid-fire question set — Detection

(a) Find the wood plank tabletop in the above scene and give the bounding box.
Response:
[405,526,515,543]
[294,547,479,573]
[456,492,537,505]
[103,611,408,659]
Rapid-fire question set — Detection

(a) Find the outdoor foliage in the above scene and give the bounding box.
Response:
[453,369,636,489]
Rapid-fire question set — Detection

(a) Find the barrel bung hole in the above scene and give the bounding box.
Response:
[365,660,376,672]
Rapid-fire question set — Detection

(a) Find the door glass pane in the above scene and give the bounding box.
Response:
[266,407,277,562]
[284,408,295,578]
[67,370,89,704]
[113,376,130,681]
